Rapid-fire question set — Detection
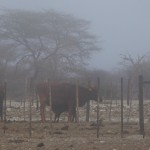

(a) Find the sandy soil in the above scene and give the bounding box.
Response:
[1,100,150,150]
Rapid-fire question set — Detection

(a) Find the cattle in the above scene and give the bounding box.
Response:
[36,82,98,122]
[0,84,5,120]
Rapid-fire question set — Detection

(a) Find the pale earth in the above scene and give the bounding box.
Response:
[0,100,150,150]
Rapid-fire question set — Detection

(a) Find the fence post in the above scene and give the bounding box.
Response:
[86,101,90,122]
[23,79,28,121]
[3,81,7,134]
[29,78,33,138]
[4,81,7,122]
[127,78,130,106]
[97,77,100,138]
[109,82,113,122]
[48,79,52,128]
[121,77,124,138]
[86,80,90,122]
[139,75,144,138]
[76,80,79,122]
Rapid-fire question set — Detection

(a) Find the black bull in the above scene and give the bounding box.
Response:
[36,83,98,122]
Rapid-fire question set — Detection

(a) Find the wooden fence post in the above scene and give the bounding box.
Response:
[86,101,90,122]
[86,80,90,122]
[48,79,52,128]
[3,81,7,134]
[109,82,113,122]
[76,80,79,122]
[121,77,124,138]
[97,77,100,138]
[29,78,33,138]
[127,78,130,106]
[139,75,144,138]
[23,79,28,121]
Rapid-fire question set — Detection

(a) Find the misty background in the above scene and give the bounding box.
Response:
[1,0,150,70]
[0,0,150,101]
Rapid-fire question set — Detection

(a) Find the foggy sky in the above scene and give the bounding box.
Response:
[0,0,150,71]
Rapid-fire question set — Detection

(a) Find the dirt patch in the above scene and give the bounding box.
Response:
[1,100,150,150]
[0,121,150,150]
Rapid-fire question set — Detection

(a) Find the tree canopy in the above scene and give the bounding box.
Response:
[0,9,100,81]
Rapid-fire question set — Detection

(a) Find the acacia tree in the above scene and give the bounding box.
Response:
[0,10,100,83]
[0,44,17,80]
[120,52,150,101]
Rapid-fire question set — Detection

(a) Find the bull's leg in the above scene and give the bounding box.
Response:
[54,113,61,122]
[68,109,75,122]
[54,113,58,122]
[0,113,3,121]
[40,104,46,122]
[68,111,72,122]
[0,103,3,121]
[68,103,73,122]
[73,110,77,122]
[56,113,60,122]
[54,114,57,122]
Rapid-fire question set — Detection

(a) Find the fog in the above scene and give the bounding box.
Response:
[1,0,150,71]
